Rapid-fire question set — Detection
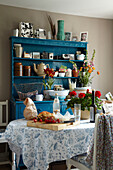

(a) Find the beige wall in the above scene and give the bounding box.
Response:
[0,4,113,100]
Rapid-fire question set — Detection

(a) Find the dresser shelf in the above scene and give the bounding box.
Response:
[14,57,84,62]
[14,76,79,79]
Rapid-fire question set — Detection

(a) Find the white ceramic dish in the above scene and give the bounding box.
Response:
[59,72,65,77]
[49,90,70,100]
[77,54,85,60]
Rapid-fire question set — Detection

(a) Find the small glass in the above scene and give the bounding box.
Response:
[74,104,81,121]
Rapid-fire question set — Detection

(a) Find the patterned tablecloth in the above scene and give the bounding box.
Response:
[5,119,95,170]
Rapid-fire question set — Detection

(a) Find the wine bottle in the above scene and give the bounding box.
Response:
[90,89,96,123]
[53,93,60,115]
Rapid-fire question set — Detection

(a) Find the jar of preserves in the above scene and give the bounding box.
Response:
[24,66,31,76]
[14,62,23,76]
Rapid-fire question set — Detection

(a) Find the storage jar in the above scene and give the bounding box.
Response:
[14,62,23,76]
[24,66,31,76]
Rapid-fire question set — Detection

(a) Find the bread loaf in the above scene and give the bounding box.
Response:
[38,111,54,120]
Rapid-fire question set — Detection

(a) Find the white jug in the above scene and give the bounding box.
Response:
[68,79,76,91]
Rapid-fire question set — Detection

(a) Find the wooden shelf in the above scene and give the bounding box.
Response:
[10,36,88,47]
[14,76,79,79]
[13,57,84,62]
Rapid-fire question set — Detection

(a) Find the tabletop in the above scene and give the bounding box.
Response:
[5,119,95,170]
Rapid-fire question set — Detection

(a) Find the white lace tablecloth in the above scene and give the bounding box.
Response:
[5,119,95,170]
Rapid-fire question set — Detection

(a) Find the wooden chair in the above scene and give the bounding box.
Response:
[0,100,12,167]
[66,114,99,170]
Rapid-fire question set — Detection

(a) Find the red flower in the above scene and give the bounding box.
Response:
[69,91,77,96]
[95,91,101,98]
[79,93,85,98]
[87,89,89,93]
[86,89,92,94]
[44,68,55,78]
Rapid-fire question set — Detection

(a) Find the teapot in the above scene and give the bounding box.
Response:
[33,63,49,76]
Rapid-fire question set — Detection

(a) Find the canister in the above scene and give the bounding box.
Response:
[24,66,31,76]
[14,62,23,76]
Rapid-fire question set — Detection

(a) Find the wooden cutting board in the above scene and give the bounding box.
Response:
[27,121,80,131]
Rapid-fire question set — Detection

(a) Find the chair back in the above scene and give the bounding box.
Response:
[0,100,8,127]
[93,113,99,169]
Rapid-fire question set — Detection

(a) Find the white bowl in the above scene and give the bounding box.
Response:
[77,54,85,60]
[49,90,70,100]
[59,72,65,77]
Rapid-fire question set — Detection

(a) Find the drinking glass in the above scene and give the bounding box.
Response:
[74,104,81,121]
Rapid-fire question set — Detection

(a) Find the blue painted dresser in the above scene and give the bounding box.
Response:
[10,36,87,169]
[10,36,87,120]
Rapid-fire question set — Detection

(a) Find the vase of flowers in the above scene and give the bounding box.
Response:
[43,67,55,99]
[79,49,100,87]
[69,60,79,77]
[66,89,102,119]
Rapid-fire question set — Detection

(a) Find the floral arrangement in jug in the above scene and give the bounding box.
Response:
[66,89,102,111]
[78,49,100,87]
[43,68,55,90]
[69,60,79,77]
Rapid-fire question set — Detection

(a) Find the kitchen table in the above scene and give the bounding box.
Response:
[5,119,95,170]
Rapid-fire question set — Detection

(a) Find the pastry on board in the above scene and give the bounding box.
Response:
[38,111,54,121]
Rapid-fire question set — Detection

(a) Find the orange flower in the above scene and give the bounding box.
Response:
[79,67,82,71]
[97,71,100,75]
[85,67,88,69]
[88,68,92,73]
[92,66,95,70]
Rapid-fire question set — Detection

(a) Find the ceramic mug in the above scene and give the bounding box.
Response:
[36,94,43,101]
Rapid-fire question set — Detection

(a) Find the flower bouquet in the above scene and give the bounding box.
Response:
[43,68,55,90]
[66,89,102,111]
[79,49,100,87]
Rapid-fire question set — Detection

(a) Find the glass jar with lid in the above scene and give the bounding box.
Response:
[24,66,31,76]
[14,62,23,76]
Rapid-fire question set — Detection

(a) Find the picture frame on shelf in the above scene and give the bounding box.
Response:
[49,53,54,60]
[65,32,72,41]
[102,101,113,113]
[32,52,40,59]
[34,28,46,39]
[19,22,33,38]
[80,31,88,42]
[105,92,113,101]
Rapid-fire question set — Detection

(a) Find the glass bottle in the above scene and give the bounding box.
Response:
[53,93,60,115]
[90,89,96,123]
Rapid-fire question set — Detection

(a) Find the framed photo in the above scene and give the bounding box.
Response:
[102,101,113,113]
[105,92,113,101]
[80,32,88,42]
[49,53,54,60]
[34,28,46,39]
[65,32,72,41]
[19,22,33,38]
[32,52,40,59]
